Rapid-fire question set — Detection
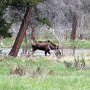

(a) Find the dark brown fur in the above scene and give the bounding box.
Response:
[31,40,59,55]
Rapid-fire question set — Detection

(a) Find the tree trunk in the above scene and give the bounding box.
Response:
[71,15,77,55]
[9,6,33,57]
[31,26,36,42]
[71,15,77,40]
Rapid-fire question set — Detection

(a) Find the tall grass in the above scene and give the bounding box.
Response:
[0,56,90,90]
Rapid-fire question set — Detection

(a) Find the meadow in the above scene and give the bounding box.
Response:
[0,56,90,90]
[0,38,90,90]
[1,38,90,49]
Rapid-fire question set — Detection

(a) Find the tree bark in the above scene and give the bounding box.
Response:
[31,26,36,42]
[71,15,77,40]
[9,6,33,57]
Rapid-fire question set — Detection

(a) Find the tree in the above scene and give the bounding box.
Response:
[7,0,44,56]
[31,26,36,42]
[0,0,12,38]
[9,6,33,56]
[71,15,77,55]
[71,15,77,40]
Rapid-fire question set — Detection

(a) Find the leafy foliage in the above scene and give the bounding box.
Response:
[0,1,12,38]
[0,20,12,38]
[36,17,51,27]
[0,0,45,38]
[6,0,44,7]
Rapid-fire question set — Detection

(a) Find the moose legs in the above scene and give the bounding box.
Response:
[45,49,51,56]
[31,46,51,56]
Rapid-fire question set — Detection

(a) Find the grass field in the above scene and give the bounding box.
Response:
[0,38,90,49]
[64,39,90,49]
[0,56,90,90]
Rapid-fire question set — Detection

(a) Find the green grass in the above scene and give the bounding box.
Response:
[64,39,90,49]
[0,38,90,49]
[0,56,90,90]
[0,37,31,48]
[0,38,14,48]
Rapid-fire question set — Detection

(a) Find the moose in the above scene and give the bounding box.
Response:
[31,40,60,56]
